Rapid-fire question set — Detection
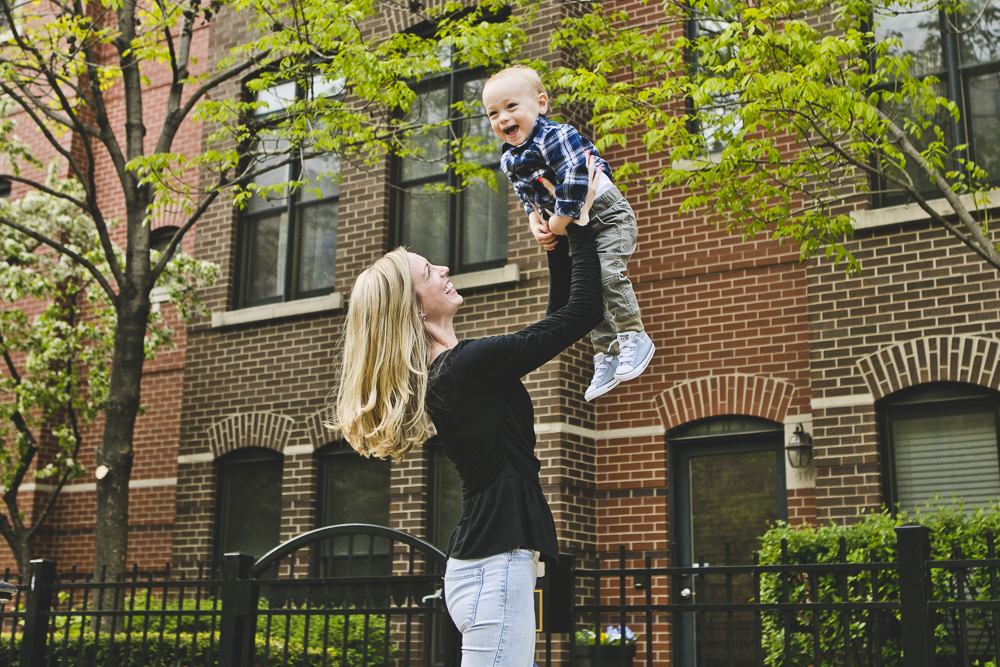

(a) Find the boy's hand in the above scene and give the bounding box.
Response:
[529,208,557,251]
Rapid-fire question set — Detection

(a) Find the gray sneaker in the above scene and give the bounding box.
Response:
[614,331,655,381]
[585,352,620,401]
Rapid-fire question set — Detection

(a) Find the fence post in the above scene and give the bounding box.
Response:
[218,553,257,667]
[896,524,934,667]
[20,559,56,667]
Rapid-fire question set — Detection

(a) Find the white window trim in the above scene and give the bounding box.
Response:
[852,189,1000,230]
[210,263,519,328]
[212,292,344,328]
[449,263,519,291]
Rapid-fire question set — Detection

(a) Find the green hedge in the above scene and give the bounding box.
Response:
[758,503,1000,667]
[0,595,393,667]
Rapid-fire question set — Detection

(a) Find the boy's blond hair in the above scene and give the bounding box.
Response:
[486,65,546,96]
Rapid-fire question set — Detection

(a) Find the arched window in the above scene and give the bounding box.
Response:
[313,441,391,578]
[214,447,283,563]
[427,437,462,552]
[316,440,390,529]
[880,382,1000,514]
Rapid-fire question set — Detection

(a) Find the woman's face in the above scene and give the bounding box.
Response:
[407,253,463,320]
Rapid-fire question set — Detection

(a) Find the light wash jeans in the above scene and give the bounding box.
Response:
[587,186,644,356]
[444,549,540,667]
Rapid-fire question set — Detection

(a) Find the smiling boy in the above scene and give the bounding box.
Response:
[482,65,654,400]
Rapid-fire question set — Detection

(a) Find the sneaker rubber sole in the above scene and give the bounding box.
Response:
[585,379,619,402]
[614,342,655,382]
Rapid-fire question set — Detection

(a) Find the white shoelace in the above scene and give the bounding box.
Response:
[590,357,609,385]
[618,338,637,366]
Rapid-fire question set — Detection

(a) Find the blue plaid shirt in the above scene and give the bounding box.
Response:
[500,116,614,221]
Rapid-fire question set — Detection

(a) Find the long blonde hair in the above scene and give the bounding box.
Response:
[330,247,433,462]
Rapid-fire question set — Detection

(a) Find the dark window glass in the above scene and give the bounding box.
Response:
[214,447,283,563]
[313,442,392,578]
[237,80,340,308]
[317,441,391,528]
[394,67,508,273]
[874,1,1000,206]
[881,382,1000,514]
[0,180,10,199]
[428,440,463,551]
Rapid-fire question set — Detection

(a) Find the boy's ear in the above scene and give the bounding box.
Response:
[538,92,549,114]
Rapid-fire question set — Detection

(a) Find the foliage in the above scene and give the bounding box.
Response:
[0,169,216,571]
[46,592,392,665]
[575,625,637,646]
[0,624,391,667]
[758,502,1000,666]
[549,0,1000,272]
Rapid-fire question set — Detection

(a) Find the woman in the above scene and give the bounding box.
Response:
[334,157,604,666]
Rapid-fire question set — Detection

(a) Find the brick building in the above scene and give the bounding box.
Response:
[1,0,997,664]
[170,1,1000,663]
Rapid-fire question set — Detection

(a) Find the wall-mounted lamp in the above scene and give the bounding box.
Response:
[786,424,813,469]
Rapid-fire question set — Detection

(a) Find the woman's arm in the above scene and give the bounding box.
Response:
[449,157,604,382]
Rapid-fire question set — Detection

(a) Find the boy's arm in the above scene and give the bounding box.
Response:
[547,214,572,235]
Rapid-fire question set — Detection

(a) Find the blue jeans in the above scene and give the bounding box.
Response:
[444,549,540,667]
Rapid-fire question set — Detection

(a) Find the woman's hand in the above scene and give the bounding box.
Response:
[529,208,558,251]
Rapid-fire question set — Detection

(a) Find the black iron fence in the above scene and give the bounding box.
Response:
[0,523,995,666]
[573,524,1000,667]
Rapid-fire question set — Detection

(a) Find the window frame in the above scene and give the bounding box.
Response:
[389,57,508,275]
[871,4,1000,208]
[314,439,392,530]
[878,382,1000,514]
[213,447,284,565]
[234,78,342,309]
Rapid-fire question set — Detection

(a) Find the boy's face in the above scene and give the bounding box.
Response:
[482,76,548,147]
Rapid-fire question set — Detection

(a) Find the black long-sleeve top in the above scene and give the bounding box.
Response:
[426,224,603,563]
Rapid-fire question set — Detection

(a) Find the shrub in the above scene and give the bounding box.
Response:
[758,502,1000,667]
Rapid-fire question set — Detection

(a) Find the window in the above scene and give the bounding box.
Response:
[393,63,508,273]
[0,180,9,199]
[236,79,341,308]
[874,0,1000,206]
[150,225,180,261]
[214,447,283,563]
[316,441,391,529]
[881,382,1000,514]
[687,0,742,154]
[427,439,462,551]
[313,441,391,578]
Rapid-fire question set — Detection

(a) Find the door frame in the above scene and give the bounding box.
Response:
[667,418,788,667]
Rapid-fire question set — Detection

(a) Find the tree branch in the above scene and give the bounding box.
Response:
[0,216,117,303]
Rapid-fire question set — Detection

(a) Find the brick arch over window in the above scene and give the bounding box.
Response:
[306,406,337,450]
[207,412,294,459]
[657,374,796,430]
[857,335,1000,400]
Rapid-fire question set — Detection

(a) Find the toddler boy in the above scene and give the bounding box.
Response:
[481,65,654,400]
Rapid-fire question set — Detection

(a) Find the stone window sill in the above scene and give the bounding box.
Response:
[211,293,344,328]
[852,189,1000,230]
[209,263,519,328]
[450,263,519,291]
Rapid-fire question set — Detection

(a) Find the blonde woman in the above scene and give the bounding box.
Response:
[336,156,603,666]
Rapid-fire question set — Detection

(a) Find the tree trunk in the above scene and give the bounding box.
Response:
[92,283,149,607]
[7,532,31,580]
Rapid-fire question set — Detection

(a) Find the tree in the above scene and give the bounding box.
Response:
[0,168,215,575]
[0,0,530,581]
[547,0,999,273]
